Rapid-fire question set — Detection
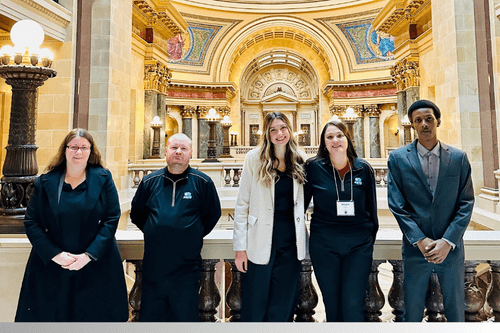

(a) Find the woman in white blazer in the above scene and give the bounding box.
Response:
[233,111,308,322]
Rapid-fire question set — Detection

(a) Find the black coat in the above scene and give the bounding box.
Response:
[15,166,129,322]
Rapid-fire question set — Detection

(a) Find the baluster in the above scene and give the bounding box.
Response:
[425,272,446,322]
[388,260,404,322]
[487,261,500,322]
[378,169,386,186]
[224,168,232,187]
[199,259,222,322]
[465,261,485,322]
[295,259,318,322]
[232,168,241,187]
[383,168,388,186]
[365,260,385,322]
[127,260,143,322]
[133,170,141,187]
[374,169,382,186]
[225,260,242,322]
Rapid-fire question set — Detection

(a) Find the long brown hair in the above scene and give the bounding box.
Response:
[311,121,357,163]
[257,112,306,187]
[45,128,104,172]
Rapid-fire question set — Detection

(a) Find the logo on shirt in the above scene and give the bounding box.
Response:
[354,178,362,185]
[183,192,192,199]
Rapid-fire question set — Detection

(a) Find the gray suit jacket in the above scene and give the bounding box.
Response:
[387,140,474,256]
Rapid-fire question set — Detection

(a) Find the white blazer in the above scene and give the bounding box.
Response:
[233,148,309,265]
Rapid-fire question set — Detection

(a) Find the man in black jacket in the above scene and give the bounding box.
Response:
[131,133,222,322]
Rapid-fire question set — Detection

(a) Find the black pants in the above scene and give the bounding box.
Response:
[241,214,301,322]
[310,226,373,322]
[139,270,201,322]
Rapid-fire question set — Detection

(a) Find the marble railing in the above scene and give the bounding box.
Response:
[116,229,500,322]
[128,160,389,188]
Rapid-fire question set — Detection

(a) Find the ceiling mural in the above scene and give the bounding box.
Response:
[167,22,222,66]
[336,19,395,63]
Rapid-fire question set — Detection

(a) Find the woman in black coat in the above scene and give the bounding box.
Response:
[15,128,129,322]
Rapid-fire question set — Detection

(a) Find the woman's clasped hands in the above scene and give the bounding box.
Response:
[52,251,91,271]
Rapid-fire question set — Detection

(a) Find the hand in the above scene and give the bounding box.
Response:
[52,251,77,267]
[64,253,91,271]
[416,237,434,256]
[424,239,451,264]
[235,251,248,273]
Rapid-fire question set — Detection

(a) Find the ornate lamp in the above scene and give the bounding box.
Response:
[220,115,232,158]
[342,107,359,136]
[402,114,412,145]
[202,108,220,163]
[0,20,57,233]
[150,116,162,158]
[330,114,340,122]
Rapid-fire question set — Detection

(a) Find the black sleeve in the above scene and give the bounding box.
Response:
[130,179,150,232]
[85,170,121,260]
[202,179,222,236]
[24,176,62,265]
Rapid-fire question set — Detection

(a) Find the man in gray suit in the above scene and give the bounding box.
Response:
[387,99,474,322]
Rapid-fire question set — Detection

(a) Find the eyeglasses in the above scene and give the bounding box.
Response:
[66,145,91,152]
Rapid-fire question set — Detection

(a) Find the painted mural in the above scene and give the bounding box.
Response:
[167,22,222,66]
[337,19,395,64]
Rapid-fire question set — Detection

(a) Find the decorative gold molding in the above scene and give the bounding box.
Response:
[391,57,419,92]
[374,0,428,34]
[144,60,171,93]
[133,0,186,37]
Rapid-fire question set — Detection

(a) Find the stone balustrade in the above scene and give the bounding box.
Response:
[128,160,388,188]
[116,229,500,322]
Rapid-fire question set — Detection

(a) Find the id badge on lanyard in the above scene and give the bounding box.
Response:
[333,161,355,217]
[337,201,355,216]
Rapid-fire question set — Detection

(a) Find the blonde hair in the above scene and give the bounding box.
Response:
[257,112,306,187]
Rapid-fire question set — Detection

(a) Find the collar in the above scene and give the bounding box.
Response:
[416,140,441,158]
[164,165,190,179]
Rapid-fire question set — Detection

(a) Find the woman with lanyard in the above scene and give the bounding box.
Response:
[233,111,308,321]
[304,120,378,322]
[16,128,128,322]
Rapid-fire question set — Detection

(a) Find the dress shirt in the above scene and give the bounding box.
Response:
[415,141,455,250]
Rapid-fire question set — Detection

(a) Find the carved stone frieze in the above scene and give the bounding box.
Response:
[144,60,171,93]
[330,105,346,117]
[391,58,420,92]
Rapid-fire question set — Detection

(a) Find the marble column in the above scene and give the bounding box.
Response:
[353,106,364,158]
[143,90,158,159]
[181,106,196,139]
[157,94,167,159]
[367,105,381,158]
[197,107,209,159]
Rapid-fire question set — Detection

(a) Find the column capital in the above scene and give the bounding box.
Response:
[144,60,171,93]
[181,106,197,118]
[391,58,420,92]
[365,104,381,117]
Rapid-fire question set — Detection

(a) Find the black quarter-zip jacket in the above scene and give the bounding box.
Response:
[131,166,221,281]
[304,157,379,239]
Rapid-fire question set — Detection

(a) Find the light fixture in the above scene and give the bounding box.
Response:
[402,114,411,126]
[330,115,340,122]
[0,19,57,232]
[0,20,54,67]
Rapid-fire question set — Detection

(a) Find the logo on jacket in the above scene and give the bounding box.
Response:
[354,178,362,185]
[183,192,192,199]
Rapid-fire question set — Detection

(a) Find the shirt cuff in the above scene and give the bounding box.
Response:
[85,252,97,262]
[442,238,456,250]
[412,237,426,247]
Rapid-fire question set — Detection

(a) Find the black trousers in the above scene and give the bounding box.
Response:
[241,214,301,322]
[310,226,373,322]
[139,270,201,322]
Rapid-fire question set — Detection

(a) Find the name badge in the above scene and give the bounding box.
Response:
[337,201,355,216]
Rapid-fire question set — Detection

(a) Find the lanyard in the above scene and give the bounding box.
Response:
[332,160,353,202]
